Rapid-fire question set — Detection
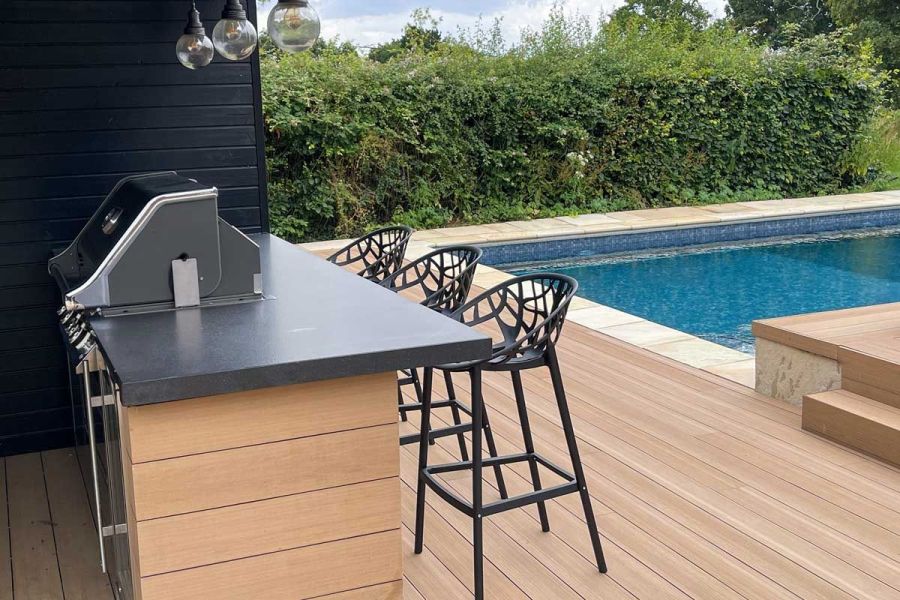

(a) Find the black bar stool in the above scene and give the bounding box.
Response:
[326,225,413,283]
[413,274,607,599]
[381,246,508,498]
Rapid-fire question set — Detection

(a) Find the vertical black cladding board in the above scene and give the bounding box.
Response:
[0,0,269,456]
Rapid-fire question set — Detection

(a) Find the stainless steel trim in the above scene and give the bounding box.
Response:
[228,222,261,249]
[172,258,201,308]
[65,186,218,308]
[90,394,115,408]
[81,351,106,573]
[102,524,128,537]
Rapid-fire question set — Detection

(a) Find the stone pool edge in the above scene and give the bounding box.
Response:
[299,190,900,389]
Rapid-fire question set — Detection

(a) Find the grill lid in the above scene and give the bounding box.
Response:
[49,172,263,313]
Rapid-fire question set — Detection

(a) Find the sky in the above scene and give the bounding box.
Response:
[255,0,728,49]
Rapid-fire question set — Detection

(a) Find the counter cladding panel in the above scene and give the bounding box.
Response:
[120,373,402,600]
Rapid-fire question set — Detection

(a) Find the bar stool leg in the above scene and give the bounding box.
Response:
[444,371,469,461]
[398,381,408,422]
[414,367,435,555]
[547,348,607,573]
[511,370,550,532]
[479,401,509,500]
[411,368,425,403]
[471,367,485,600]
[409,369,436,445]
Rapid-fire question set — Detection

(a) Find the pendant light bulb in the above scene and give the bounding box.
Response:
[268,0,321,53]
[176,3,214,69]
[212,0,258,61]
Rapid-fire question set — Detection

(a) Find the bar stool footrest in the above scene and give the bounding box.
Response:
[399,396,474,446]
[421,452,578,518]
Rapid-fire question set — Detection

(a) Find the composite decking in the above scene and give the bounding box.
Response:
[398,318,900,599]
[4,313,900,598]
[753,302,900,360]
[0,449,115,600]
[755,302,900,466]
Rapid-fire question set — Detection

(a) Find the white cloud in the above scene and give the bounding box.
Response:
[255,0,728,49]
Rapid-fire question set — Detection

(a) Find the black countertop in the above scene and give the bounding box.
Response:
[89,234,491,406]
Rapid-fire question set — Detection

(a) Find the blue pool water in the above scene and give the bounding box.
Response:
[508,228,900,354]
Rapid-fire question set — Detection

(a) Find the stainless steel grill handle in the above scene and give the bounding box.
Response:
[81,350,107,574]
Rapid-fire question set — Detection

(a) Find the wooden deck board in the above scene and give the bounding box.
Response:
[753,302,900,359]
[0,460,12,600]
[42,449,114,600]
[5,452,114,600]
[6,272,900,598]
[7,453,64,600]
[397,305,900,600]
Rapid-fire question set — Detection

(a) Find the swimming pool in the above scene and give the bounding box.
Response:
[507,228,900,354]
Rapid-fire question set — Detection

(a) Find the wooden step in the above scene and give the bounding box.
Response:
[803,389,900,466]
[839,344,900,409]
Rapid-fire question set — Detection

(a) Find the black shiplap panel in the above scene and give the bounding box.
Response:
[0,285,58,310]
[0,126,256,157]
[0,63,250,90]
[0,166,259,201]
[4,22,219,44]
[0,0,268,456]
[220,206,262,228]
[0,327,62,352]
[1,43,192,68]
[0,220,85,245]
[0,264,53,288]
[0,105,255,134]
[8,1,230,23]
[0,407,72,438]
[0,85,252,112]
[0,427,73,456]
[0,386,70,417]
[0,241,59,267]
[0,197,104,223]
[0,307,58,331]
[0,347,66,372]
[0,187,260,223]
[0,147,258,179]
[0,366,68,394]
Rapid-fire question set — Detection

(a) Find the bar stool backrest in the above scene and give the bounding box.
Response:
[453,274,578,365]
[326,225,413,283]
[382,246,483,315]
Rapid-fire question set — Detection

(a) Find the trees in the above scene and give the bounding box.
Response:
[611,0,711,30]
[726,0,835,46]
[368,10,444,63]
[827,0,899,72]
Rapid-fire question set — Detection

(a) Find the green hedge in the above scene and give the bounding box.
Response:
[261,20,884,242]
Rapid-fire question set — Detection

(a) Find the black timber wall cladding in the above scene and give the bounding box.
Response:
[0,0,269,456]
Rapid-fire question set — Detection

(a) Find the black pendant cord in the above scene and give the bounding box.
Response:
[184,1,205,36]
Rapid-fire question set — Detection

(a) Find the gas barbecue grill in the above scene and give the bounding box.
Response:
[50,171,263,316]
[50,172,265,599]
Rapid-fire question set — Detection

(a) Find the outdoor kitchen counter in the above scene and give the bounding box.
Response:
[85,233,489,600]
[89,232,491,406]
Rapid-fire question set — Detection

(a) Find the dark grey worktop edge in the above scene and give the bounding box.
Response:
[116,337,491,406]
